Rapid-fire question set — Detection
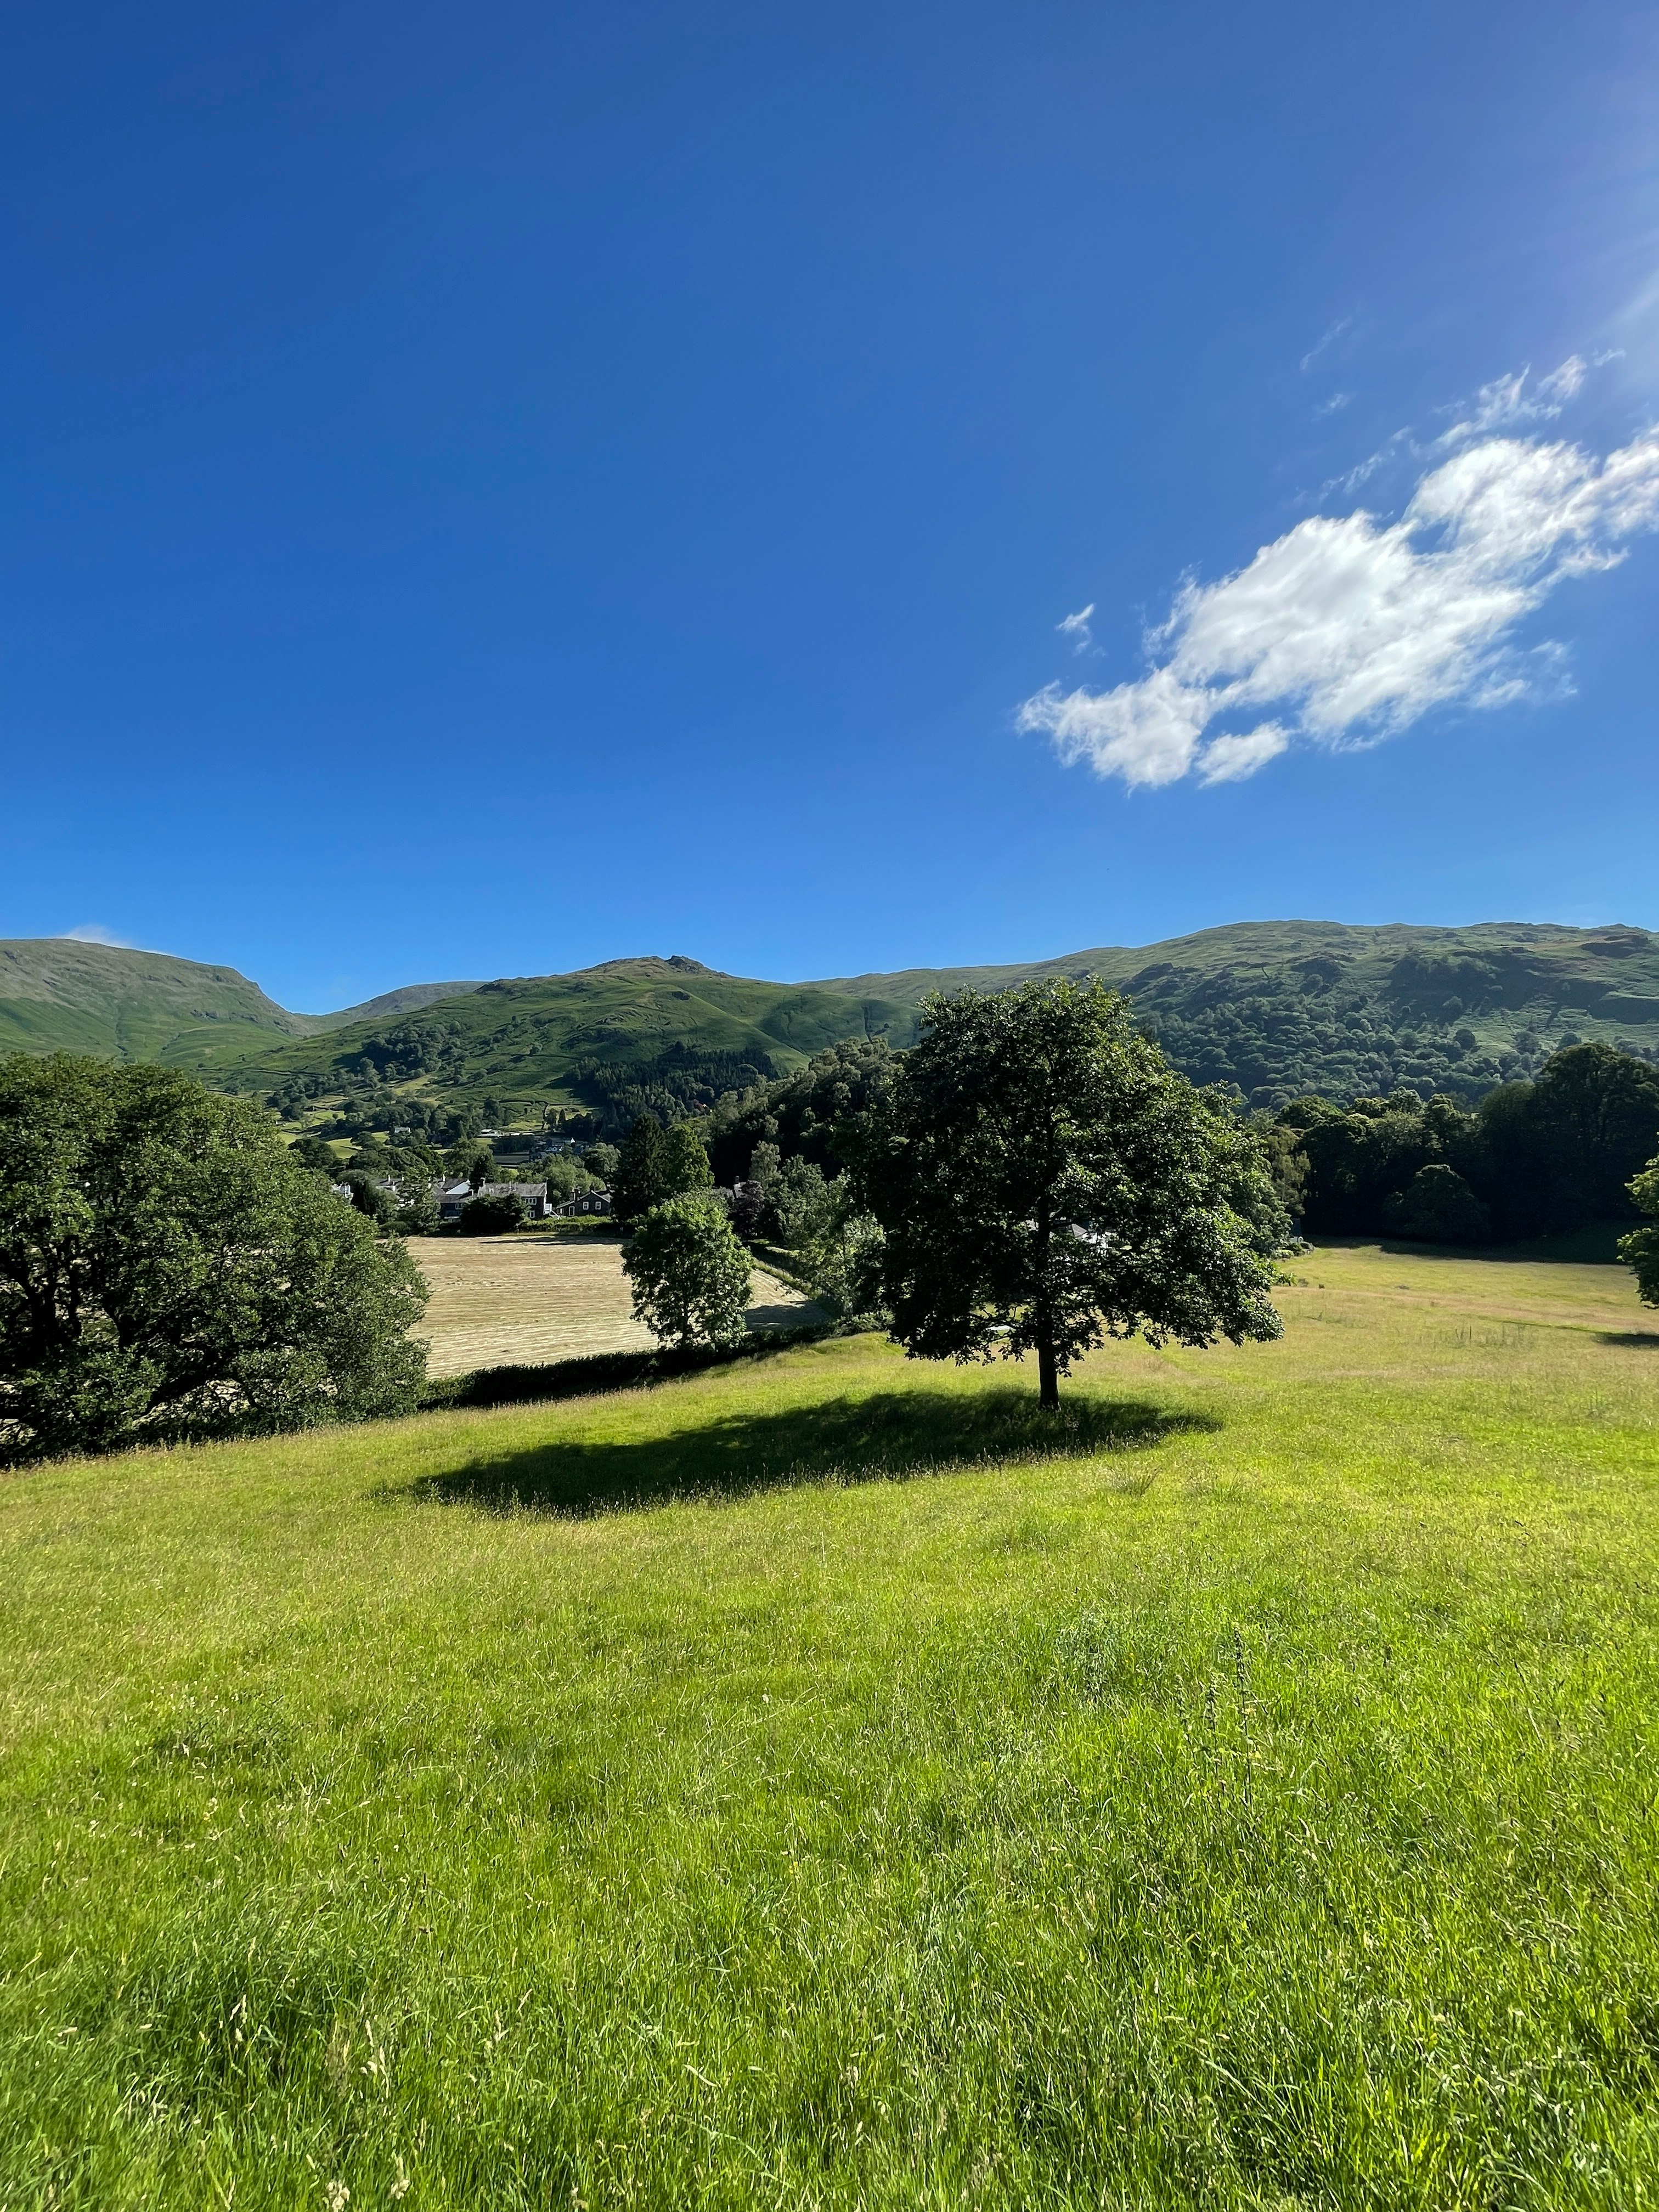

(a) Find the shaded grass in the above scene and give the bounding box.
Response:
[2,1244,1658,2207]
[405,1384,1209,1513]
[417,1321,834,1415]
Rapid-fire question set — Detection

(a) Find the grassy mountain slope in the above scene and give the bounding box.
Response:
[199,956,919,1131]
[825,919,1659,1107]
[0,940,314,1065]
[313,980,485,1029]
[5,923,1656,1128]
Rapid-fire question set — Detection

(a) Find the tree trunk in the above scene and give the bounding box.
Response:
[1037,1334,1060,1410]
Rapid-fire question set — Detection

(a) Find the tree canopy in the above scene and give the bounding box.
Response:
[622,1192,752,1350]
[1280,1043,1659,1242]
[0,1054,428,1464]
[854,981,1284,1406]
[612,1113,712,1223]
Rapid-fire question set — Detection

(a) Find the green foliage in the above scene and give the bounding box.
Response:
[341,1170,397,1230]
[660,1119,713,1197]
[794,1176,885,1319]
[612,1115,711,1223]
[541,1153,599,1203]
[1383,1163,1492,1243]
[1620,1154,1659,1305]
[704,1037,899,1183]
[584,1141,621,1183]
[456,1192,528,1237]
[443,1139,495,1185]
[622,1191,752,1348]
[769,1154,829,1244]
[0,1053,427,1464]
[288,1133,340,1178]
[612,1113,668,1224]
[856,980,1284,1406]
[1285,1043,1659,1242]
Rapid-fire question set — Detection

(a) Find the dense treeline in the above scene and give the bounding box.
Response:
[687,1034,1659,1254]
[1277,1043,1659,1243]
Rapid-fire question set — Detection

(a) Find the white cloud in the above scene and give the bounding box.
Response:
[1434,354,1626,447]
[1317,391,1353,416]
[1056,602,1094,652]
[1018,422,1659,789]
[58,923,134,946]
[1300,318,1353,373]
[1197,724,1290,784]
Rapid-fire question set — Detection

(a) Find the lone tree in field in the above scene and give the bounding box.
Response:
[622,1191,752,1350]
[0,1054,429,1465]
[853,980,1285,1407]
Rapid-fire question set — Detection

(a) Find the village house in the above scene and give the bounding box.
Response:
[428,1178,554,1222]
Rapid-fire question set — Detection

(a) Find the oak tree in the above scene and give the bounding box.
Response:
[854,981,1284,1406]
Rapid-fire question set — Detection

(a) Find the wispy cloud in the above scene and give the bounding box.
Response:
[1056,603,1094,653]
[1317,391,1353,416]
[1435,355,1600,447]
[1018,419,1659,789]
[58,923,134,946]
[1300,317,1352,374]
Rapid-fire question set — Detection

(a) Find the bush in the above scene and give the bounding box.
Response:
[456,1193,528,1236]
[1382,1163,1492,1243]
[623,1192,752,1350]
[0,1054,428,1464]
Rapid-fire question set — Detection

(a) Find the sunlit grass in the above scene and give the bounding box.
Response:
[2,1244,1657,2207]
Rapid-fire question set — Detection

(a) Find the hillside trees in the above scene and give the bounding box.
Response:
[703,1038,896,1185]
[853,981,1285,1407]
[0,1054,428,1464]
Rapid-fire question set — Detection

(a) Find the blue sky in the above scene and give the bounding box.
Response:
[3,1,1656,1012]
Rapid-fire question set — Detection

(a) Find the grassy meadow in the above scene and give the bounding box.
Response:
[2,1243,1657,2208]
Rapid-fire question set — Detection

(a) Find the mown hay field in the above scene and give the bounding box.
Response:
[2,1243,1657,2208]
[411,1233,819,1374]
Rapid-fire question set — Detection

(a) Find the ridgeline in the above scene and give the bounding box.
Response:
[3,922,1656,1137]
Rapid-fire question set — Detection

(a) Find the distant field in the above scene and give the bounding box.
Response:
[412,1233,820,1375]
[2,1244,1657,2207]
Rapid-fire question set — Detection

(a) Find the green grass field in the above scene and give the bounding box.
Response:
[3,1244,1657,2208]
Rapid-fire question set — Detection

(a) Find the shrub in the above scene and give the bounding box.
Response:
[456,1193,528,1236]
[1383,1164,1492,1243]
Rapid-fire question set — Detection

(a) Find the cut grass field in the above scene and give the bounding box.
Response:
[2,1243,1657,2208]
[412,1235,821,1375]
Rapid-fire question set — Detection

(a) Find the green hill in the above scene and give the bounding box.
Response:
[3,923,1655,1135]
[195,955,918,1137]
[0,940,316,1065]
[825,919,1659,1109]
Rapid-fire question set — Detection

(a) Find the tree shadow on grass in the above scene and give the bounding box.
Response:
[396,1387,1217,1519]
[1600,1331,1659,1348]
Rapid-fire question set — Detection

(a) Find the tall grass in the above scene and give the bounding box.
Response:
[2,1243,1656,2207]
